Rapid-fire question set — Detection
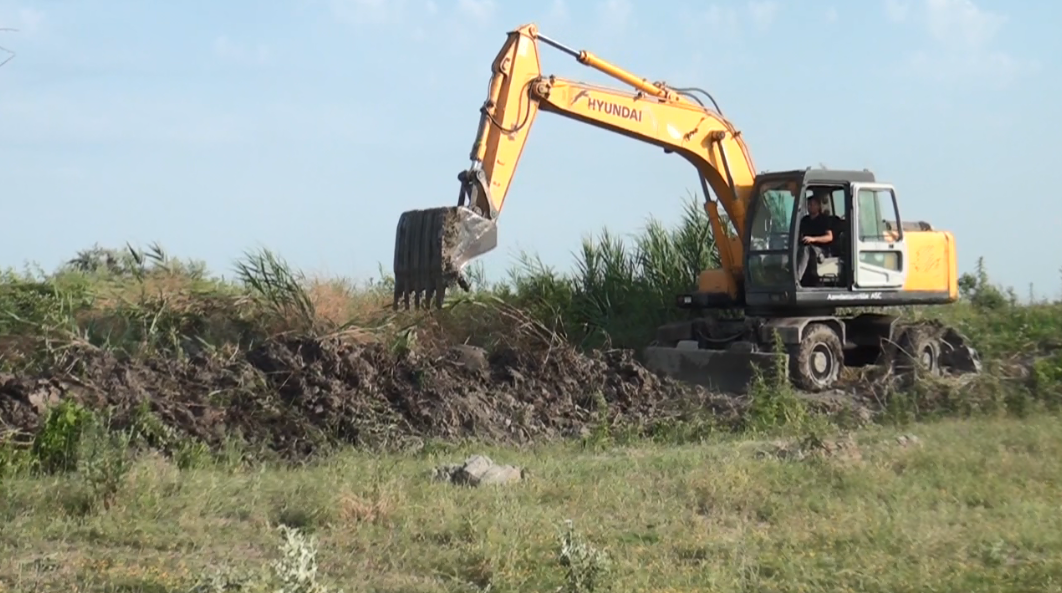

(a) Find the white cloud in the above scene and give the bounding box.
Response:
[825,7,839,23]
[886,0,1035,87]
[701,2,779,33]
[887,0,1005,47]
[703,5,739,28]
[326,0,449,41]
[0,90,373,146]
[0,93,246,145]
[329,0,405,25]
[596,0,632,34]
[747,1,778,30]
[212,35,270,65]
[2,6,43,35]
[924,0,1004,49]
[0,5,43,64]
[884,0,909,22]
[457,0,494,23]
[902,45,1037,89]
[545,0,568,24]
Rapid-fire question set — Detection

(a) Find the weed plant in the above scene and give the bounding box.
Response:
[1,195,1061,591]
[0,196,1057,441]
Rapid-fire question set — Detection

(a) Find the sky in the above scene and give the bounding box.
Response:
[1,0,1059,296]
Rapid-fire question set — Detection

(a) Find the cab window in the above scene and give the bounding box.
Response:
[804,186,846,218]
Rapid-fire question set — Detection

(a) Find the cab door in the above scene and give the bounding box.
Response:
[850,182,908,289]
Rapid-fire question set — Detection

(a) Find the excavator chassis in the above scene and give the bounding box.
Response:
[643,312,982,394]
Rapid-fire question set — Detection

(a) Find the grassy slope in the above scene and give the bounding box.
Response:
[1,203,1061,591]
[3,416,1062,592]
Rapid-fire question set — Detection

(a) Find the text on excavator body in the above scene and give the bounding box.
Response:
[587,97,642,122]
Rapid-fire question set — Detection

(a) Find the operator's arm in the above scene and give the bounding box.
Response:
[800,217,833,245]
[804,231,833,244]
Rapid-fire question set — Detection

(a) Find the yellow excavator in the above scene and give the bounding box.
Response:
[392,23,981,392]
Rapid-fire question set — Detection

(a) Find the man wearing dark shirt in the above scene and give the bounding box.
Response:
[796,192,834,284]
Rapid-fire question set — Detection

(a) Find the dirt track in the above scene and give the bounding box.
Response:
[0,335,744,458]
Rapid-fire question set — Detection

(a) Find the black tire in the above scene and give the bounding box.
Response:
[789,323,844,392]
[896,327,943,377]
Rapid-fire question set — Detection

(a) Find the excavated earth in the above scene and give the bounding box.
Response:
[0,336,746,459]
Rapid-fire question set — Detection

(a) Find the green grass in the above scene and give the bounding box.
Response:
[1,197,1062,591]
[3,415,1062,592]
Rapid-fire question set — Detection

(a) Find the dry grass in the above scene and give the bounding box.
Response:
[304,277,390,328]
[2,415,1061,592]
[0,208,1060,592]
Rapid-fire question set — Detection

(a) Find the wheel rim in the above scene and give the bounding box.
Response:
[919,344,938,372]
[809,344,836,384]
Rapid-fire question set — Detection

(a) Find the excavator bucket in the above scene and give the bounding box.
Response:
[392,205,498,309]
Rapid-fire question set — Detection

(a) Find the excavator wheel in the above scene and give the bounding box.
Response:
[894,326,944,377]
[788,323,844,392]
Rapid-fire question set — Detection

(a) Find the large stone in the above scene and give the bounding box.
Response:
[433,454,525,487]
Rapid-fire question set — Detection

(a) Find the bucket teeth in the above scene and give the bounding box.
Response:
[392,206,498,310]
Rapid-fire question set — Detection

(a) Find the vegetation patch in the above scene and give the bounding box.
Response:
[2,416,1061,592]
[0,203,1060,463]
[0,199,1060,590]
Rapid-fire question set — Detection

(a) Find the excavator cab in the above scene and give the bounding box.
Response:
[652,167,977,393]
[742,168,919,311]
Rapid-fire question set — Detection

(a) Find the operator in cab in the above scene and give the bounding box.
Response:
[796,191,834,285]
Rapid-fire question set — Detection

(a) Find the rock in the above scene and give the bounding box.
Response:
[757,439,805,461]
[431,464,463,482]
[854,406,873,425]
[817,434,862,462]
[448,345,490,374]
[471,463,524,486]
[26,385,61,415]
[757,433,862,463]
[895,434,921,447]
[563,425,592,439]
[433,454,525,487]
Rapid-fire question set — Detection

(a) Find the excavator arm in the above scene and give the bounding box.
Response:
[391,23,981,396]
[393,23,759,309]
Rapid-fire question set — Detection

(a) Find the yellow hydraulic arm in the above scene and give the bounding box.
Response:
[393,23,760,309]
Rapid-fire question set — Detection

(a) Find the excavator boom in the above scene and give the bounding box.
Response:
[391,22,982,395]
[392,24,756,309]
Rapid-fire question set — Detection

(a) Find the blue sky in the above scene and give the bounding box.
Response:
[1,0,1059,295]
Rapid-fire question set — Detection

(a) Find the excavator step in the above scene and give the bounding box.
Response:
[642,343,787,394]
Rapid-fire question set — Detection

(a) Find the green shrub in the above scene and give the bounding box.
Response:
[0,199,1059,460]
[502,193,725,350]
[31,400,94,474]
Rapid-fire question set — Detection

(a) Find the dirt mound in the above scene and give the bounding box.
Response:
[0,335,741,458]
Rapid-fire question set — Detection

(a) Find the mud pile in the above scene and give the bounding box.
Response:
[0,335,741,458]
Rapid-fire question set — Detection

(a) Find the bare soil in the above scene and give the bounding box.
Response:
[0,335,744,459]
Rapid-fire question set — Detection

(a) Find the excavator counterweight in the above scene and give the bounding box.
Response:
[391,23,982,394]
